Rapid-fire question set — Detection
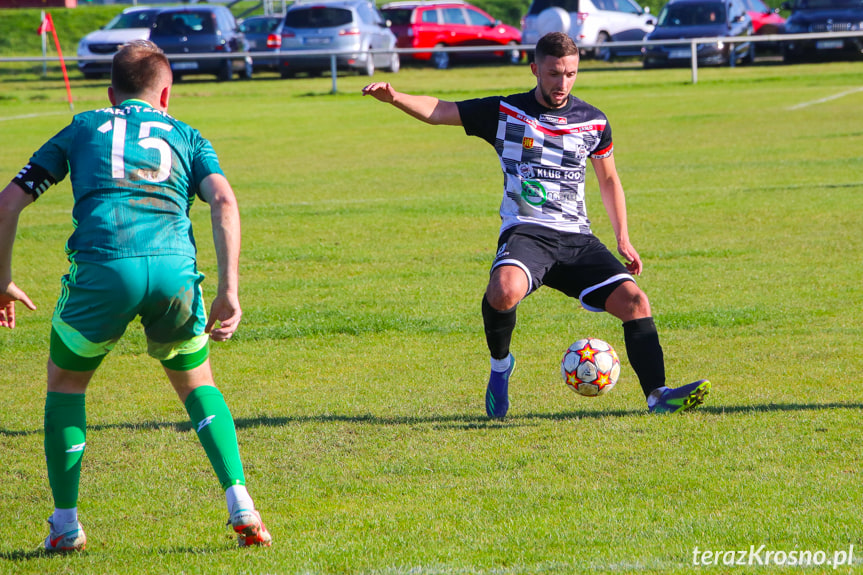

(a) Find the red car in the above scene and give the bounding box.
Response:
[381,1,522,68]
[741,0,786,34]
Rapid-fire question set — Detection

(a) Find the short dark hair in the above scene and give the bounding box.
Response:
[111,40,171,97]
[535,32,579,61]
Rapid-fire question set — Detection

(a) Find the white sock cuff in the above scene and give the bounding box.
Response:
[53,507,78,526]
[490,355,512,373]
[226,484,254,514]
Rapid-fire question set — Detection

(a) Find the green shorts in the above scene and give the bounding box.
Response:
[51,255,209,371]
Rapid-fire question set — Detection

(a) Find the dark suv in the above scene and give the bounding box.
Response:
[781,0,863,62]
[150,6,252,81]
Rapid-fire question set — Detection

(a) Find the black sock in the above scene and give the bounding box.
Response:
[482,294,517,360]
[622,316,666,398]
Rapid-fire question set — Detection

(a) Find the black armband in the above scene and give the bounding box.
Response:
[11,163,56,200]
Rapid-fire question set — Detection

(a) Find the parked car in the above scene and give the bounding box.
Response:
[239,15,284,72]
[150,6,252,82]
[780,0,863,62]
[381,1,522,69]
[77,6,163,79]
[642,0,755,67]
[520,0,656,60]
[741,0,786,34]
[278,0,400,77]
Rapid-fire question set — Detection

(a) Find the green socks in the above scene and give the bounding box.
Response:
[184,386,246,490]
[44,392,87,510]
[44,386,244,511]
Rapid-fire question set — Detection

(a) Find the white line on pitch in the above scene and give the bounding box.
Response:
[0,111,68,122]
[787,86,863,111]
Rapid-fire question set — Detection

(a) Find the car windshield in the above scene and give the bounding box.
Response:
[285,7,354,28]
[790,0,863,8]
[152,12,216,36]
[381,8,413,25]
[658,2,727,25]
[105,10,160,30]
[527,0,580,15]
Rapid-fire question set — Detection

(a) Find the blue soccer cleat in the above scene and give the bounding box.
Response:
[486,354,515,418]
[648,379,711,414]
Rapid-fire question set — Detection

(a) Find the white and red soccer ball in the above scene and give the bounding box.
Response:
[561,338,621,396]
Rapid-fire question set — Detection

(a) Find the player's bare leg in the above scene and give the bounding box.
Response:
[482,266,529,418]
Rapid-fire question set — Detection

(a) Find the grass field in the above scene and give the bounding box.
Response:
[1,60,862,574]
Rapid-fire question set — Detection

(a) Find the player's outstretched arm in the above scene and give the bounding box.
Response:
[199,174,242,341]
[591,155,643,276]
[0,182,37,328]
[362,82,462,126]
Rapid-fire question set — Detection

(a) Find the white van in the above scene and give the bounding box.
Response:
[77,7,163,79]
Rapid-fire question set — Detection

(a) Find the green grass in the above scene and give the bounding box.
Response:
[1,61,863,574]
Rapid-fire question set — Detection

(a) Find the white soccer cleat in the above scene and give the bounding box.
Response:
[229,508,272,547]
[44,517,87,553]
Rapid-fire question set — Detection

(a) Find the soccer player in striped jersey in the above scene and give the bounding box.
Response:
[362,32,710,418]
[0,40,271,550]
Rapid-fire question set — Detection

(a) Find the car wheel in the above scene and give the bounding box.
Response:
[594,32,612,61]
[433,45,450,69]
[387,51,400,73]
[743,42,755,65]
[505,41,521,64]
[217,58,233,82]
[363,52,376,76]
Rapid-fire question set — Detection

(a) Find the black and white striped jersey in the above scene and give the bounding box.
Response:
[457,90,613,236]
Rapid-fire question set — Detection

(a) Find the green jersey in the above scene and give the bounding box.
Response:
[27,99,224,262]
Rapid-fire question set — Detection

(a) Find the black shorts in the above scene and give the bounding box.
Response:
[491,224,635,312]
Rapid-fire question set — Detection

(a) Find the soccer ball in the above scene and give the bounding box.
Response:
[561,338,621,396]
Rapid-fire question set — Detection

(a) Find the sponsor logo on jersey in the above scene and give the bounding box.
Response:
[539,114,567,125]
[533,167,585,183]
[521,180,547,206]
[522,137,534,149]
[576,145,589,160]
[516,162,535,179]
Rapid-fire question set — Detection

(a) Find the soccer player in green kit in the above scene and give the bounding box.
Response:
[0,41,271,551]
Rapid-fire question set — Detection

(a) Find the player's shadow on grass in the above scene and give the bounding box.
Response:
[0,549,55,561]
[3,402,863,437]
[231,401,863,430]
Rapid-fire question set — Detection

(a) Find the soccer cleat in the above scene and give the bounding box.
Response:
[485,354,515,418]
[44,517,86,553]
[648,379,711,414]
[229,508,272,547]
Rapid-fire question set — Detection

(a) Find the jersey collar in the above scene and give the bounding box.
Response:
[118,98,154,109]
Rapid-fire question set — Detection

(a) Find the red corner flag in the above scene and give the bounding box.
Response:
[37,15,54,35]
[37,13,73,112]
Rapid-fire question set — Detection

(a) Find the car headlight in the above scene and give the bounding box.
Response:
[784,22,805,33]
